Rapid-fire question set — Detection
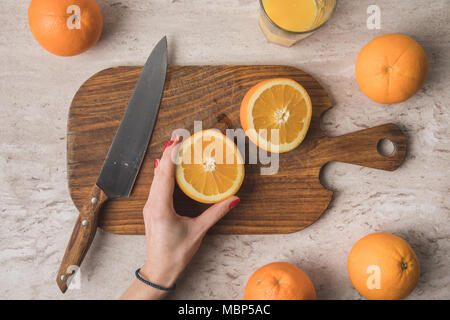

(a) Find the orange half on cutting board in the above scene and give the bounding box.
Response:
[240,78,312,153]
[175,130,244,204]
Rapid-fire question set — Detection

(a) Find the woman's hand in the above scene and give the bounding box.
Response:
[121,134,240,299]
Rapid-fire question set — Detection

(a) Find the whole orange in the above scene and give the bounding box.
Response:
[355,34,428,104]
[347,232,420,300]
[244,262,316,300]
[28,0,103,56]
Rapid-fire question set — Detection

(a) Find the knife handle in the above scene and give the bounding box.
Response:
[56,184,108,293]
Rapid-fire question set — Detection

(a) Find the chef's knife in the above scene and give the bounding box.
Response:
[56,37,168,293]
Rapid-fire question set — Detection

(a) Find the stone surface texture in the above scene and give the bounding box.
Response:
[0,0,449,299]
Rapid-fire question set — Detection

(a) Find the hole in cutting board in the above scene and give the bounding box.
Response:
[377,138,396,157]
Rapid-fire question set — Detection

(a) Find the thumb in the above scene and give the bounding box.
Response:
[194,196,240,233]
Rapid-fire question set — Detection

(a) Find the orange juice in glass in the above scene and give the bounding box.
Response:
[259,0,337,47]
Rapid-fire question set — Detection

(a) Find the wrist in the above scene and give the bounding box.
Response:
[129,278,168,300]
[140,262,180,289]
[121,271,169,300]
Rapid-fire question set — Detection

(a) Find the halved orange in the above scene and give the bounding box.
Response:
[175,130,245,203]
[240,78,312,153]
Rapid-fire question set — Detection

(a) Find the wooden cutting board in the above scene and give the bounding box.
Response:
[67,65,406,235]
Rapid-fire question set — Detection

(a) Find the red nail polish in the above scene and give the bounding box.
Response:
[154,159,159,168]
[164,140,174,151]
[229,198,240,209]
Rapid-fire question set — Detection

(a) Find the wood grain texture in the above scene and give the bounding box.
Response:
[56,185,108,293]
[67,65,407,235]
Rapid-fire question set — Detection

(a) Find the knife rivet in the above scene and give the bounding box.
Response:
[60,275,68,282]
[82,220,89,227]
[91,197,98,204]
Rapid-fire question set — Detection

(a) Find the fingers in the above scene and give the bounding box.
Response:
[194,196,240,234]
[147,133,182,206]
[159,133,182,177]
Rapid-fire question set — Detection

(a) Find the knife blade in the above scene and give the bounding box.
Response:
[56,36,168,293]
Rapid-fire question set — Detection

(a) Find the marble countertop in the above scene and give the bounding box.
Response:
[1,0,449,299]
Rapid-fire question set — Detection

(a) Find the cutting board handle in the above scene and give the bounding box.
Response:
[323,123,407,171]
[56,185,108,293]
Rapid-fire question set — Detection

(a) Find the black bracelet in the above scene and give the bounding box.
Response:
[135,268,176,292]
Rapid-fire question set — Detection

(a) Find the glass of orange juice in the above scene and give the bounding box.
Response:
[259,0,337,47]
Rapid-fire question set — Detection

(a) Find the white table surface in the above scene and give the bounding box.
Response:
[0,0,449,299]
